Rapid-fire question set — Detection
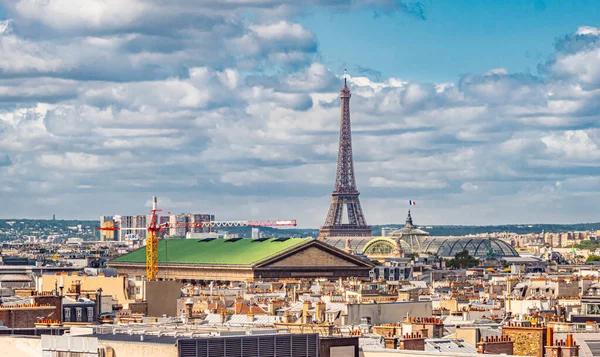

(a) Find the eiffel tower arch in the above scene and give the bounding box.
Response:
[319,77,372,239]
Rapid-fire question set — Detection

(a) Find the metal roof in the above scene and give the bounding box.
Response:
[0,274,32,282]
[425,338,478,354]
[110,238,310,266]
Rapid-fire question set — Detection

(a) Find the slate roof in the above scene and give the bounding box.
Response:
[201,313,279,326]
[111,238,310,266]
[425,339,478,354]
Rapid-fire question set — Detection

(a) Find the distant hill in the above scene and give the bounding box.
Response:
[372,223,600,236]
[219,222,600,238]
[2,219,600,239]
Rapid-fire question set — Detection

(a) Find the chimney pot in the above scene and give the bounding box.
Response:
[566,334,573,347]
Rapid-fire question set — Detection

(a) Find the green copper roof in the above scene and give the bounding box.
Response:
[110,238,310,265]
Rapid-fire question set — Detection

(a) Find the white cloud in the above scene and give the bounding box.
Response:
[2,4,600,226]
[461,183,479,192]
[576,26,600,36]
[9,0,150,31]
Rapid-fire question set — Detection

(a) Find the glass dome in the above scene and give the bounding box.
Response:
[361,237,412,257]
[421,237,519,258]
[320,237,372,255]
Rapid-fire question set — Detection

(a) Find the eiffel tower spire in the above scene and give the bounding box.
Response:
[319,73,371,238]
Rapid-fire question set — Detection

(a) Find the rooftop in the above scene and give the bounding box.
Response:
[110,238,310,266]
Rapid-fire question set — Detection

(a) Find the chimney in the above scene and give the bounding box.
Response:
[562,334,580,357]
[302,300,312,324]
[547,327,554,348]
[268,300,275,316]
[185,298,194,319]
[247,311,255,323]
[420,324,429,338]
[219,311,227,324]
[268,299,283,316]
[72,281,82,300]
[315,302,326,323]
[284,311,291,323]
[399,333,425,351]
[383,336,398,350]
[477,336,514,355]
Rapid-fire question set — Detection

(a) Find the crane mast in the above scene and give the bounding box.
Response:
[146,196,160,280]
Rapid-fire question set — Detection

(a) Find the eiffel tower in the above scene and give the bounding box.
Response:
[319,75,371,238]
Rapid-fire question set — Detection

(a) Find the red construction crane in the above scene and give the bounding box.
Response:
[96,197,297,280]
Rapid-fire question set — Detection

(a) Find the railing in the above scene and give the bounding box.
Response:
[548,322,600,333]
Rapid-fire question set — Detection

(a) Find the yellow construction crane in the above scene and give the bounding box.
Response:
[145,196,160,280]
[97,196,297,281]
[96,196,162,280]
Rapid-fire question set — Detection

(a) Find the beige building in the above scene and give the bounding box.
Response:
[109,238,373,281]
[37,275,133,305]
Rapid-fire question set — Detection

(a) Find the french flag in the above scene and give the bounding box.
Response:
[409,200,416,206]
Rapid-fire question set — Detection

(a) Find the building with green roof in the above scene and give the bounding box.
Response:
[108,238,373,281]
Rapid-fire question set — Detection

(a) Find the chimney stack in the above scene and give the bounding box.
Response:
[562,334,580,357]
[547,327,554,348]
[185,298,194,319]
[399,333,425,351]
[315,301,326,323]
[302,300,312,324]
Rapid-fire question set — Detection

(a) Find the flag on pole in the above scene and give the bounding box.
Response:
[409,200,416,206]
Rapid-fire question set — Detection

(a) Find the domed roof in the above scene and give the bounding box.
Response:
[320,237,372,255]
[388,210,430,238]
[420,237,519,258]
[362,237,411,258]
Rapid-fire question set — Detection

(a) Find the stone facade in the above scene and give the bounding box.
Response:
[0,295,62,328]
[146,280,180,317]
[268,246,357,267]
[33,295,62,322]
[402,318,444,339]
[110,263,255,281]
[502,326,547,357]
[372,324,402,337]
[477,336,514,355]
[399,334,425,351]
[0,306,57,328]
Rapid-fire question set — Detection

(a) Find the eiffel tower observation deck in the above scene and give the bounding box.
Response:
[319,75,372,239]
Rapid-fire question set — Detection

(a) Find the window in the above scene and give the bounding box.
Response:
[87,307,94,322]
[364,240,395,255]
[64,308,71,322]
[585,303,600,315]
[76,308,83,322]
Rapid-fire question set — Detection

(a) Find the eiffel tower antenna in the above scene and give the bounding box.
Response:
[319,71,371,239]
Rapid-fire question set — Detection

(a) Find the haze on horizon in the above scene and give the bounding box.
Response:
[1,0,600,228]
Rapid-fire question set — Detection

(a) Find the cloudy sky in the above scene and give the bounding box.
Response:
[1,0,600,227]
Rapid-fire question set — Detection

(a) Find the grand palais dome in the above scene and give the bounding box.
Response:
[323,211,519,259]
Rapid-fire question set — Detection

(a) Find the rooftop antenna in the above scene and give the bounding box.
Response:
[344,68,347,87]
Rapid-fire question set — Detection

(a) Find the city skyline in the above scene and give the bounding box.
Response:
[2,1,600,227]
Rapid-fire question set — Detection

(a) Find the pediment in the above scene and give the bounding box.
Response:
[260,245,361,268]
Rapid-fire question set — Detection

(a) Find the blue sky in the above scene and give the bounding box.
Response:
[1,0,600,227]
[300,0,600,82]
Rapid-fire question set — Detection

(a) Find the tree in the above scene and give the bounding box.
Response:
[576,240,600,250]
[447,250,479,269]
[406,252,419,260]
[587,254,600,262]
